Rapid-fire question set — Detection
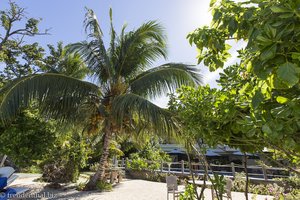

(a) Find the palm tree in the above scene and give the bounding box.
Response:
[0,8,202,190]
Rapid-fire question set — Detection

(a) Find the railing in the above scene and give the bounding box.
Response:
[114,158,291,181]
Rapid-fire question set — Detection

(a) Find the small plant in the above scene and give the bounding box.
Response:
[89,163,100,172]
[211,174,226,200]
[179,183,197,200]
[275,175,300,192]
[127,141,170,172]
[96,180,112,192]
[232,172,247,192]
[281,189,300,200]
[76,182,86,191]
[127,156,149,171]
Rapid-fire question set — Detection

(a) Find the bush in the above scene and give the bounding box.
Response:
[127,141,170,171]
[96,180,112,192]
[42,131,90,183]
[232,172,246,192]
[21,165,42,173]
[179,184,197,200]
[231,173,298,199]
[42,162,79,183]
[281,189,300,200]
[275,176,300,192]
[0,108,58,168]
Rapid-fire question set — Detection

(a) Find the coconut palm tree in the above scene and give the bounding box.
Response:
[0,8,202,190]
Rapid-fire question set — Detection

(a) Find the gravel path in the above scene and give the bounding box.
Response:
[9,173,274,200]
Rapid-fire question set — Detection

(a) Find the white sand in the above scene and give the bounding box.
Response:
[9,173,274,200]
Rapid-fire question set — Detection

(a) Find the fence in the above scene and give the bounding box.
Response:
[114,158,290,181]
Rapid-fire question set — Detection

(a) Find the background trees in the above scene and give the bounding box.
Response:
[0,1,48,87]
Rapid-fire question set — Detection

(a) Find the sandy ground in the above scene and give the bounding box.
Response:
[8,173,274,200]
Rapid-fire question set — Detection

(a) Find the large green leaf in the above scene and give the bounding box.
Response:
[277,62,300,87]
[260,44,277,61]
[251,90,264,109]
[270,6,292,13]
[262,124,272,135]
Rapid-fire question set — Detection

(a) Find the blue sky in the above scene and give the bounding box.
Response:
[1,0,222,107]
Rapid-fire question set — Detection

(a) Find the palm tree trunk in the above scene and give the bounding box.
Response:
[84,125,112,190]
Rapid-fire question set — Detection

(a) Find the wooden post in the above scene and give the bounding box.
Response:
[168,163,171,173]
[181,160,185,174]
[113,157,118,168]
[121,158,125,168]
[0,155,7,167]
[231,162,236,178]
[205,164,209,181]
[125,157,129,170]
[160,160,163,172]
[262,166,268,181]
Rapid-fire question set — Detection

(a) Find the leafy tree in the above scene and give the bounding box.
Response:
[128,140,170,171]
[187,0,300,163]
[41,42,90,79]
[0,8,202,190]
[0,1,48,86]
[0,107,57,168]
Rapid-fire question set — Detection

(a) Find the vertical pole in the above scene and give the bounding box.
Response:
[231,162,236,178]
[262,166,268,181]
[125,157,129,170]
[121,158,125,168]
[160,160,163,172]
[0,155,7,167]
[168,163,171,173]
[181,160,185,175]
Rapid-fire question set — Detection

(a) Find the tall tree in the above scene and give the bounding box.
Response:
[0,1,48,86]
[0,8,202,190]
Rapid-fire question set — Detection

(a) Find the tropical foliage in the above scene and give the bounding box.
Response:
[0,107,57,168]
[0,1,48,87]
[0,7,202,189]
[127,140,170,171]
[185,0,300,164]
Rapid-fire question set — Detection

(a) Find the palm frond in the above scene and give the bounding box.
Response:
[0,73,100,123]
[129,63,203,99]
[115,21,167,78]
[76,8,114,81]
[68,42,110,83]
[84,8,103,38]
[112,93,176,136]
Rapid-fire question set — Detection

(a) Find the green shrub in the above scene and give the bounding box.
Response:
[42,131,90,183]
[21,165,42,173]
[96,180,112,192]
[211,174,226,199]
[179,184,197,200]
[232,172,246,192]
[89,163,100,172]
[281,189,300,200]
[76,183,86,191]
[275,176,300,192]
[127,141,170,171]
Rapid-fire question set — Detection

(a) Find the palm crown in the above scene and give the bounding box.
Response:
[0,8,202,189]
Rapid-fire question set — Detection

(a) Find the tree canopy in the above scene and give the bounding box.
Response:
[179,0,300,162]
